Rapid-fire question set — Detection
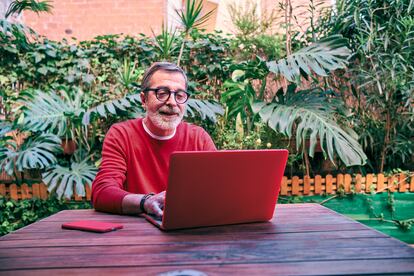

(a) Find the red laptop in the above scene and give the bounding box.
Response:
[142,149,288,230]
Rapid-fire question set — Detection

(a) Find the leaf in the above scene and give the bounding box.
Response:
[37,66,48,75]
[186,99,224,123]
[176,0,216,33]
[5,0,53,18]
[253,88,367,166]
[42,158,97,199]
[82,93,144,125]
[33,52,44,63]
[231,70,245,81]
[82,74,95,84]
[22,89,85,136]
[152,24,178,61]
[267,35,351,82]
[0,133,61,175]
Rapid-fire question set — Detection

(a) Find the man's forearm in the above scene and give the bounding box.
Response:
[122,194,146,215]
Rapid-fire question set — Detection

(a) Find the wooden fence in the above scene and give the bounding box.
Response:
[0,183,91,201]
[0,173,413,201]
[280,173,414,196]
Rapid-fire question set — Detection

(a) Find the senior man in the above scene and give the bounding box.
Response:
[91,62,216,218]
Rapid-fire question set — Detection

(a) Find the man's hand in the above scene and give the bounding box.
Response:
[143,191,165,218]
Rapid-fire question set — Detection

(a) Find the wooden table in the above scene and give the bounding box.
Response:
[1,203,414,275]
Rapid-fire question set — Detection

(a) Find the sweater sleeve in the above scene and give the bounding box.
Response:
[91,125,130,214]
[201,129,217,151]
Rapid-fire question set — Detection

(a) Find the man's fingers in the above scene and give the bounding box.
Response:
[149,201,163,217]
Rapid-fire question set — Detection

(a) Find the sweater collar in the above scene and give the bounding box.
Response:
[142,119,176,140]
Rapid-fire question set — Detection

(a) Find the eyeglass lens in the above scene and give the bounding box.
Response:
[156,88,188,103]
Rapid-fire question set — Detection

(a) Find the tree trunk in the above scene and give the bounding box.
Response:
[379,109,391,172]
[284,0,292,56]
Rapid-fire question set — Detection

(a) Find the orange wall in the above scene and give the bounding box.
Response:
[23,0,166,41]
[19,0,332,41]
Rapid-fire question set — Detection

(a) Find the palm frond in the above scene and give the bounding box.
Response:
[186,98,224,123]
[176,0,215,32]
[82,94,223,124]
[0,133,61,175]
[42,158,97,199]
[152,24,179,61]
[252,89,367,166]
[267,35,351,82]
[82,94,143,125]
[5,0,53,18]
[117,58,142,88]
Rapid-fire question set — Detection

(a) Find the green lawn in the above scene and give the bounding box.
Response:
[280,193,414,244]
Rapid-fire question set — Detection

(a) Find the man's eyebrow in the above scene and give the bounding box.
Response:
[153,86,170,90]
[153,86,186,92]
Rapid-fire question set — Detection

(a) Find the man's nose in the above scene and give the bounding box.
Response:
[165,93,178,106]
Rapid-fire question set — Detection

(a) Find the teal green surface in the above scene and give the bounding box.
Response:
[280,193,414,244]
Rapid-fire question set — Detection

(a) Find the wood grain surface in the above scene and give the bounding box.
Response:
[1,204,413,275]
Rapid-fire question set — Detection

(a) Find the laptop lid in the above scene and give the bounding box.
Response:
[157,149,288,230]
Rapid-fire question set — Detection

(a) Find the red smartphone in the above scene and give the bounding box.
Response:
[62,220,123,233]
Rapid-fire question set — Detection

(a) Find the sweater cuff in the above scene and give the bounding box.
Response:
[94,187,130,214]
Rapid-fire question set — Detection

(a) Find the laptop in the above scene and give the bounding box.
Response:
[142,149,288,231]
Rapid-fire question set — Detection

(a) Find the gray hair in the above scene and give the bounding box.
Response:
[141,62,188,92]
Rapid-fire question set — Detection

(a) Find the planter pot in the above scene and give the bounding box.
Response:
[61,139,76,155]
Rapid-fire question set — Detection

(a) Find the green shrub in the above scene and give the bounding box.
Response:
[0,196,91,236]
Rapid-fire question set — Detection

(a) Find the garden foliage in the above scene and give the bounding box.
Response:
[0,0,413,202]
[0,196,91,236]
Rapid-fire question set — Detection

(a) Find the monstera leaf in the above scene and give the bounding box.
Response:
[267,35,351,82]
[22,89,84,136]
[252,88,367,166]
[42,158,97,199]
[0,133,61,176]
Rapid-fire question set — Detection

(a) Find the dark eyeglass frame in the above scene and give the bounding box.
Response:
[144,87,190,104]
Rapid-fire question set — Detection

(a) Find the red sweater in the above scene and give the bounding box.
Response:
[91,118,216,214]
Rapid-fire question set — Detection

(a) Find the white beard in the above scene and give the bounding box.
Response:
[147,106,185,131]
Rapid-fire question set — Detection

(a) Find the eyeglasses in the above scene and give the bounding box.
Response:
[144,87,189,104]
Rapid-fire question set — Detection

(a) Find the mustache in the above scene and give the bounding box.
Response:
[158,106,181,114]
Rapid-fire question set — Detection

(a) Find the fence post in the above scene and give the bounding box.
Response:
[314,175,322,194]
[344,174,351,193]
[377,174,385,192]
[314,174,322,195]
[355,174,362,193]
[410,175,414,192]
[291,176,300,195]
[326,174,333,194]
[303,175,311,195]
[85,184,91,201]
[366,174,373,193]
[40,183,48,199]
[9,184,18,200]
[21,184,31,199]
[0,184,6,197]
[398,173,406,192]
[32,183,41,198]
[280,176,288,195]
[337,174,344,192]
[388,175,396,192]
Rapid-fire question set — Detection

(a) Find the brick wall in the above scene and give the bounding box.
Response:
[22,0,166,41]
[17,0,332,41]
[262,0,333,34]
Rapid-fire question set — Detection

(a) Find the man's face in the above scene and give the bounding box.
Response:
[140,70,187,136]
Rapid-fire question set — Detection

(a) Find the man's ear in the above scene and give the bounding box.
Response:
[140,92,147,109]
